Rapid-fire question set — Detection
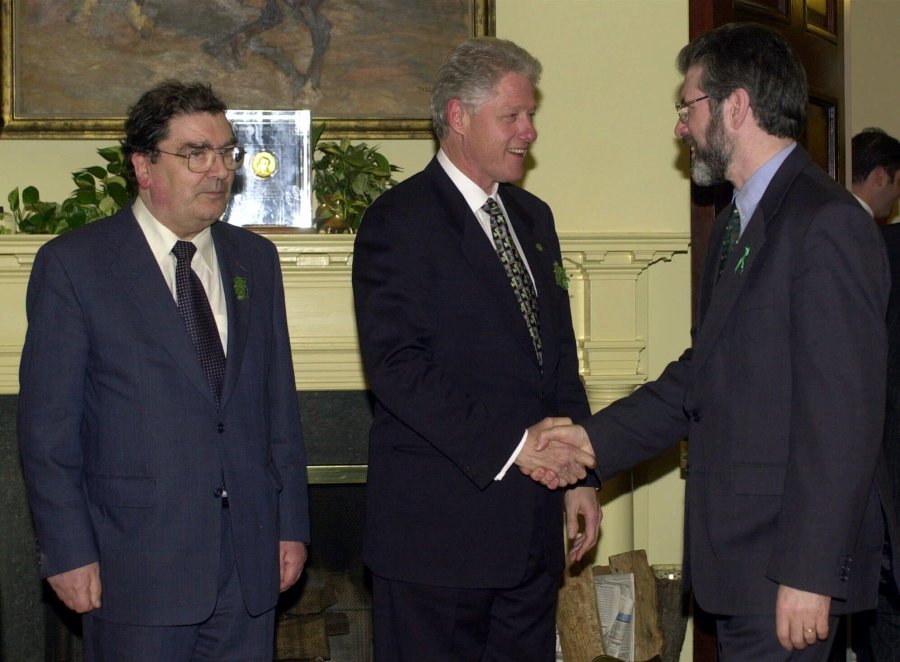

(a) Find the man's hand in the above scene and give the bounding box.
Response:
[47,562,102,613]
[279,541,308,592]
[515,418,595,489]
[775,584,831,650]
[522,423,595,489]
[564,487,602,563]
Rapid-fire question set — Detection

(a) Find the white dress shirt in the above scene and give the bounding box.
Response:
[132,197,228,354]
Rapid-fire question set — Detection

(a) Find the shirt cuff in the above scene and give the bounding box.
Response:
[495,430,529,480]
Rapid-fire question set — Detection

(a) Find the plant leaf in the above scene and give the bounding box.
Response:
[22,186,40,205]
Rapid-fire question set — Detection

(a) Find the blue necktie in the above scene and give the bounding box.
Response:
[483,197,542,366]
[172,241,225,405]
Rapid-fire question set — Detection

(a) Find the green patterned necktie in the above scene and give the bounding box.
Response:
[716,203,741,281]
[482,197,542,366]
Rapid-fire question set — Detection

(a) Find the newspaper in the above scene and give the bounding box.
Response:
[594,572,636,661]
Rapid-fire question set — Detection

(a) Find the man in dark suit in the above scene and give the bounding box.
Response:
[17,81,309,661]
[352,37,600,660]
[853,128,900,660]
[530,23,890,660]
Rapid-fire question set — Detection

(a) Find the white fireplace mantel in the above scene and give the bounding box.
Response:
[0,232,690,410]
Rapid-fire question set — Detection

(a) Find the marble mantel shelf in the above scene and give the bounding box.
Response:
[0,232,690,406]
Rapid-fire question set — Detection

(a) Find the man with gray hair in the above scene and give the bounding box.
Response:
[352,37,600,659]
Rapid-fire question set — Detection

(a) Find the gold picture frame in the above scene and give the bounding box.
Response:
[1,0,494,139]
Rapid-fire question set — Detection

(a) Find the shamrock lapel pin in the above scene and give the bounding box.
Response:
[553,260,569,291]
[233,276,249,301]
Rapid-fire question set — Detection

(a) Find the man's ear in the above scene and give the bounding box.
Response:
[132,152,152,190]
[725,88,753,130]
[447,99,468,136]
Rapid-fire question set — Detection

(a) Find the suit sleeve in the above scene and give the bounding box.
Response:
[582,349,693,480]
[353,198,553,488]
[17,244,99,577]
[264,245,310,543]
[766,201,887,596]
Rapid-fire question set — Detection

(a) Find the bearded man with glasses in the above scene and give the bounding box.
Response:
[18,80,309,661]
[531,23,890,660]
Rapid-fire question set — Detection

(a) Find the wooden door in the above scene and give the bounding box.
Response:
[685,2,845,660]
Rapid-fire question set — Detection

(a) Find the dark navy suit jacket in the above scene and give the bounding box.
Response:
[877,222,900,592]
[352,158,591,588]
[18,205,309,625]
[584,147,889,615]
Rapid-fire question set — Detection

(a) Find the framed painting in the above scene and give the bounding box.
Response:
[1,0,494,139]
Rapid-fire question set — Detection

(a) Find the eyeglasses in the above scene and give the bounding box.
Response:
[155,145,246,173]
[675,95,710,123]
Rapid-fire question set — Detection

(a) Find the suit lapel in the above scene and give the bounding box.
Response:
[459,203,539,363]
[212,223,251,410]
[108,210,215,405]
[503,191,559,372]
[690,148,809,375]
[691,205,767,374]
[426,162,541,367]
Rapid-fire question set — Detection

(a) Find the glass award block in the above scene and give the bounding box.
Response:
[223,110,312,230]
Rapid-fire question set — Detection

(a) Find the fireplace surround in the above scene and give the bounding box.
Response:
[0,230,688,660]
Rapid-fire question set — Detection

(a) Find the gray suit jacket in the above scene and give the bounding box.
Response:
[18,206,309,625]
[583,147,889,615]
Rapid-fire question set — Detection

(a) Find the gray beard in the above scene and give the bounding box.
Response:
[690,112,731,186]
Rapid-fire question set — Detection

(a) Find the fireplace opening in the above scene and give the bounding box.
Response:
[44,483,373,662]
[276,483,372,661]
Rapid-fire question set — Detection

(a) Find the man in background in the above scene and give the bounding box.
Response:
[352,37,600,660]
[530,23,889,660]
[852,128,900,223]
[858,126,900,660]
[18,80,309,661]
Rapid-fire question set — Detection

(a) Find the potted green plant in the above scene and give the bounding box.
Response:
[7,146,135,234]
[312,124,401,233]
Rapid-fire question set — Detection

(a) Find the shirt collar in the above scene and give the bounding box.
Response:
[132,197,216,270]
[853,193,874,218]
[436,149,499,213]
[734,142,797,231]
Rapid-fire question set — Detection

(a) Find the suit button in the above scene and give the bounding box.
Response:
[217,423,225,433]
[691,412,701,422]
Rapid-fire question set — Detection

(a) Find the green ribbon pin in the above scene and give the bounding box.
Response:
[734,246,750,274]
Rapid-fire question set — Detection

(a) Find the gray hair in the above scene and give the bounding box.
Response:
[431,37,542,140]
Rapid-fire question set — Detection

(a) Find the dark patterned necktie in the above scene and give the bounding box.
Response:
[172,241,226,405]
[482,197,542,366]
[716,203,741,281]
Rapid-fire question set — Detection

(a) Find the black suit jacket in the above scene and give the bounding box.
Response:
[877,223,900,591]
[583,147,889,615]
[352,158,591,588]
[18,206,309,625]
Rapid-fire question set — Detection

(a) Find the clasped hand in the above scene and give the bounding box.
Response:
[515,417,596,489]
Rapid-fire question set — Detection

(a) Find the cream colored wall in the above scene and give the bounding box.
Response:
[846,0,900,221]
[847,0,900,140]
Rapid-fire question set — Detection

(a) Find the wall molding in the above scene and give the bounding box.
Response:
[0,232,690,407]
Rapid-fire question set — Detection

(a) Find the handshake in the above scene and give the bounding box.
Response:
[515,417,596,489]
